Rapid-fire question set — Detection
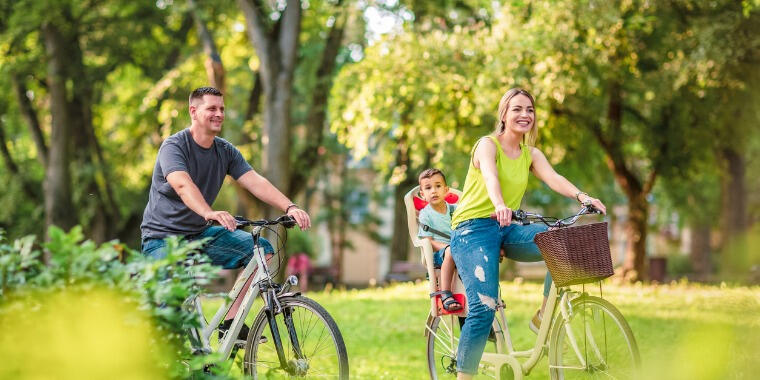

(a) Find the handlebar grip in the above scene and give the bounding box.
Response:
[276,215,297,229]
[584,204,602,214]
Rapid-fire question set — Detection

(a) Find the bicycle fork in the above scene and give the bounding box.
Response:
[263,289,308,376]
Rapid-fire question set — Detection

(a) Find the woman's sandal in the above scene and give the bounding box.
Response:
[430,290,463,312]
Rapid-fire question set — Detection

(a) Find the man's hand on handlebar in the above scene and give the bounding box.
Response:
[204,210,237,231]
[287,207,311,230]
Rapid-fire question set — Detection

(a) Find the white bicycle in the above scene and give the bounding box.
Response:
[425,207,640,379]
[185,215,349,379]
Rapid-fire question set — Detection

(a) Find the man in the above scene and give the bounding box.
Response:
[140,86,310,340]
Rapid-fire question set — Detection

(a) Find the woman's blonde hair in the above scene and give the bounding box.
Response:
[493,88,538,146]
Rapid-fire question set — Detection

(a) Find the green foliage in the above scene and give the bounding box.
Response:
[0,227,229,378]
[0,287,172,379]
[667,253,693,277]
[285,228,317,257]
[330,26,493,187]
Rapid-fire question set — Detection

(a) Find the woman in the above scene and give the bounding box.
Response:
[449,88,606,379]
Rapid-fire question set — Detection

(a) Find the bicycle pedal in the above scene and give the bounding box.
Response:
[259,336,268,344]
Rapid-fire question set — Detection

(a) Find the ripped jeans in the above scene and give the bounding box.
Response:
[449,218,551,374]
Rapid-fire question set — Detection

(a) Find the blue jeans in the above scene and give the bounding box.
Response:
[141,226,274,269]
[449,218,552,374]
[432,247,449,268]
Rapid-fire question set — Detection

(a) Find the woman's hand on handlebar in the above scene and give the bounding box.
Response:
[204,210,237,231]
[581,196,607,215]
[287,206,311,230]
[493,205,512,227]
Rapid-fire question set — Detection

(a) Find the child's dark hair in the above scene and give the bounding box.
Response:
[418,168,447,185]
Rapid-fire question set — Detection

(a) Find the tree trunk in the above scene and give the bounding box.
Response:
[262,80,293,196]
[389,143,417,263]
[622,196,648,282]
[689,222,712,281]
[42,22,76,232]
[67,30,118,242]
[720,147,747,243]
[587,83,654,282]
[238,0,301,219]
[325,157,346,283]
[390,177,417,262]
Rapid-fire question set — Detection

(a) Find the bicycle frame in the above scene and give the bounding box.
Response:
[478,283,568,379]
[187,225,279,359]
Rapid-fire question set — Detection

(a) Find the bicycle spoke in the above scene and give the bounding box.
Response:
[584,319,605,364]
[563,321,587,367]
[245,296,347,379]
[550,296,639,380]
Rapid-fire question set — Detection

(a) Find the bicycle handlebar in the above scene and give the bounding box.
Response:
[511,205,602,228]
[233,215,297,229]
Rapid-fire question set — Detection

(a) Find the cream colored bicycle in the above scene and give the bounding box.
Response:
[423,207,640,380]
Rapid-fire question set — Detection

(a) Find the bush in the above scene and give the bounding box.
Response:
[666,253,693,278]
[0,226,231,379]
[285,228,316,258]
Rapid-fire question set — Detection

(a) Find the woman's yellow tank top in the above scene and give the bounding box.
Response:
[451,135,532,229]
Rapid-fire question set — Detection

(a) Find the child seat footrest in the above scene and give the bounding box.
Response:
[430,291,466,315]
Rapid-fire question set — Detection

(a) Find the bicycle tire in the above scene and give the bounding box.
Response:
[426,314,504,379]
[243,295,348,379]
[548,295,640,380]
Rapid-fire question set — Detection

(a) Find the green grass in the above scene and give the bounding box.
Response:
[207,281,760,379]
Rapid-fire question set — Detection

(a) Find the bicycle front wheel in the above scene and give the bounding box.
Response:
[548,295,640,380]
[244,295,348,379]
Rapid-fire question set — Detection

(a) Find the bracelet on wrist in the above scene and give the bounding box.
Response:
[285,203,299,213]
[575,191,589,203]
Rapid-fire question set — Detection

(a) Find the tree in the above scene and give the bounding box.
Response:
[331,28,493,261]
[0,0,194,241]
[507,0,759,280]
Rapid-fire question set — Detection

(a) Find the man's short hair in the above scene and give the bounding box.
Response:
[418,168,447,185]
[189,87,223,104]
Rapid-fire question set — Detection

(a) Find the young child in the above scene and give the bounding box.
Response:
[417,168,462,312]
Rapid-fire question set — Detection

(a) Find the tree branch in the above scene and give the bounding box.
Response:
[0,105,43,200]
[0,123,19,174]
[278,0,302,73]
[238,0,274,80]
[290,5,346,195]
[244,70,263,122]
[12,75,48,167]
[642,169,657,196]
[188,0,225,90]
[622,104,653,129]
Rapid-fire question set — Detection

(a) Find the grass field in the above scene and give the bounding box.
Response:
[288,280,760,380]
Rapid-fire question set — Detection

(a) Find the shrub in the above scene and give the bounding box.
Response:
[0,226,231,379]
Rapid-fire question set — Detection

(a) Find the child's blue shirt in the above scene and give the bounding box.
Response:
[417,203,456,244]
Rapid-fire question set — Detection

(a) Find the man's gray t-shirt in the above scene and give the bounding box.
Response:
[140,128,253,240]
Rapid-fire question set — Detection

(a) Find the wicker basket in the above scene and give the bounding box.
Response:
[533,222,613,287]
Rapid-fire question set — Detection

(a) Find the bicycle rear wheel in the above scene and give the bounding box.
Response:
[426,314,503,379]
[548,295,640,379]
[243,295,348,379]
